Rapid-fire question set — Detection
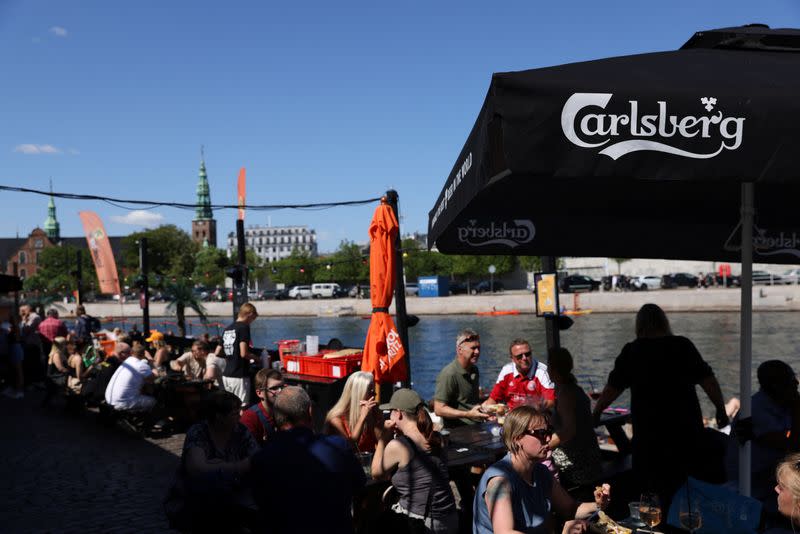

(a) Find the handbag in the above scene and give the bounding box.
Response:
[666,477,762,534]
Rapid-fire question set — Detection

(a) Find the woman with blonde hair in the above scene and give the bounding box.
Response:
[43,336,70,405]
[325,370,381,452]
[474,405,610,534]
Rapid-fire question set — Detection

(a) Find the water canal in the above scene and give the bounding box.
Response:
[129,312,800,416]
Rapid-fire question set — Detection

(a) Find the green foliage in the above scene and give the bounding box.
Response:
[193,247,230,287]
[270,247,317,286]
[327,241,368,284]
[121,225,198,279]
[518,256,542,273]
[164,279,207,337]
[23,244,98,295]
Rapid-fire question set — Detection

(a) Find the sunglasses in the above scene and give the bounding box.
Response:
[459,335,479,346]
[513,351,533,360]
[524,427,553,441]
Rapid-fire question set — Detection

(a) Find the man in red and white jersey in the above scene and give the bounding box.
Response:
[483,338,555,411]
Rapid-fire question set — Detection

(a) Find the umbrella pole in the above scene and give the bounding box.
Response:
[738,183,753,497]
[386,189,411,388]
[542,256,561,351]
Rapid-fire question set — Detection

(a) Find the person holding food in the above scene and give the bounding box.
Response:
[473,405,611,534]
[433,329,491,427]
[483,338,555,412]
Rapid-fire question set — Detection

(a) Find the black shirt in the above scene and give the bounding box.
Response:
[221,321,251,378]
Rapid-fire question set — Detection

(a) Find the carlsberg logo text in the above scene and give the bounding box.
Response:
[561,93,745,160]
[457,220,535,248]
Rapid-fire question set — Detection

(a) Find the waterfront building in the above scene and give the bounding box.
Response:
[191,150,217,248]
[227,224,317,263]
[0,193,122,279]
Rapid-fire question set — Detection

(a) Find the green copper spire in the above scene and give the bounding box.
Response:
[43,180,60,241]
[195,146,213,220]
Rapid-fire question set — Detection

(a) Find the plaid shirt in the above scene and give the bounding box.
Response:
[38,317,68,342]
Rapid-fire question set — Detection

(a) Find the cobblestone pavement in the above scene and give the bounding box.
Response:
[0,391,185,533]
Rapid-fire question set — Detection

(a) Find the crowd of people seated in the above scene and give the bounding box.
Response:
[4,300,800,533]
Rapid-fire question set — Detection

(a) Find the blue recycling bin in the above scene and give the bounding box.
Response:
[418,276,450,297]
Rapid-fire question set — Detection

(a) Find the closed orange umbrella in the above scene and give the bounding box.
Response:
[361,200,408,386]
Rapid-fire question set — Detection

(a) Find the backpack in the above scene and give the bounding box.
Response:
[247,404,276,441]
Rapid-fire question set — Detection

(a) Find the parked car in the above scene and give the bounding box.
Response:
[344,284,370,299]
[630,275,661,291]
[311,283,341,299]
[405,283,419,296]
[449,282,468,295]
[661,273,699,289]
[752,271,783,285]
[782,268,800,284]
[472,280,504,294]
[260,288,289,300]
[288,285,313,299]
[560,275,600,293]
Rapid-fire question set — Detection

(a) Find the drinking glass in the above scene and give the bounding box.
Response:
[639,492,662,533]
[679,499,702,533]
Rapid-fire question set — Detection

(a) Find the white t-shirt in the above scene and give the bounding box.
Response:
[205,354,226,389]
[105,357,153,409]
[175,352,205,380]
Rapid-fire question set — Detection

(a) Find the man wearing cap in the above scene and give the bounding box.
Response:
[482,338,555,411]
[251,386,365,533]
[218,302,258,405]
[433,328,490,427]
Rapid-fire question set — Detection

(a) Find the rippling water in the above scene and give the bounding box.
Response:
[138,312,800,416]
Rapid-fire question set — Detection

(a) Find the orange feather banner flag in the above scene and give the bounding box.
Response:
[237,167,246,221]
[78,211,121,295]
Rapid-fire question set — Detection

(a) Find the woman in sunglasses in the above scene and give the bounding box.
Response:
[474,405,610,534]
[325,371,382,452]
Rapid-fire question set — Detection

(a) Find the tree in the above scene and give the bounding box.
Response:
[518,256,543,273]
[401,238,441,282]
[327,241,369,285]
[193,247,230,287]
[270,248,317,286]
[23,244,99,296]
[121,225,198,279]
[163,279,207,337]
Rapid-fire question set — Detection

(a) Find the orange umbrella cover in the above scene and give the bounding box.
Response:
[361,201,408,384]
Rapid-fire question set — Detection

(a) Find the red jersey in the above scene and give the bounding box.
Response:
[490,361,555,410]
[240,402,276,444]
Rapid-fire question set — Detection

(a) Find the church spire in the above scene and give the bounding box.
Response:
[195,146,213,220]
[43,180,60,242]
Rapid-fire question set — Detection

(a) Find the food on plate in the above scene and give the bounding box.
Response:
[482,403,508,415]
[590,511,631,534]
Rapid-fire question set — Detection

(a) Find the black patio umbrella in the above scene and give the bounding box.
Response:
[427,25,800,496]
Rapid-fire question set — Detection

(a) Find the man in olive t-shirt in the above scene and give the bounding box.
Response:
[433,328,491,427]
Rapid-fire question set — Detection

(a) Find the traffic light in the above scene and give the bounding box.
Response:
[226,265,245,286]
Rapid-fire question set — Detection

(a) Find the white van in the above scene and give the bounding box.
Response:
[288,285,312,299]
[311,283,341,298]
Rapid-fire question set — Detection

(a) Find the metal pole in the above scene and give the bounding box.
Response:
[12,262,19,313]
[386,189,411,387]
[75,250,83,306]
[738,183,754,496]
[139,238,150,336]
[542,256,560,350]
[232,219,248,319]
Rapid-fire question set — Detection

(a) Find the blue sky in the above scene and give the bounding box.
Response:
[0,1,798,253]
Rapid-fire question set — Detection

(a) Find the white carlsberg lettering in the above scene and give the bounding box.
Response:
[561,93,746,160]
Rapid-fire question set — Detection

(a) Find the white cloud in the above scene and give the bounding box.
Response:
[49,26,68,37]
[14,144,62,155]
[110,211,165,228]
[68,148,80,155]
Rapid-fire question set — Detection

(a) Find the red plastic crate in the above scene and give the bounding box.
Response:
[282,352,363,378]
